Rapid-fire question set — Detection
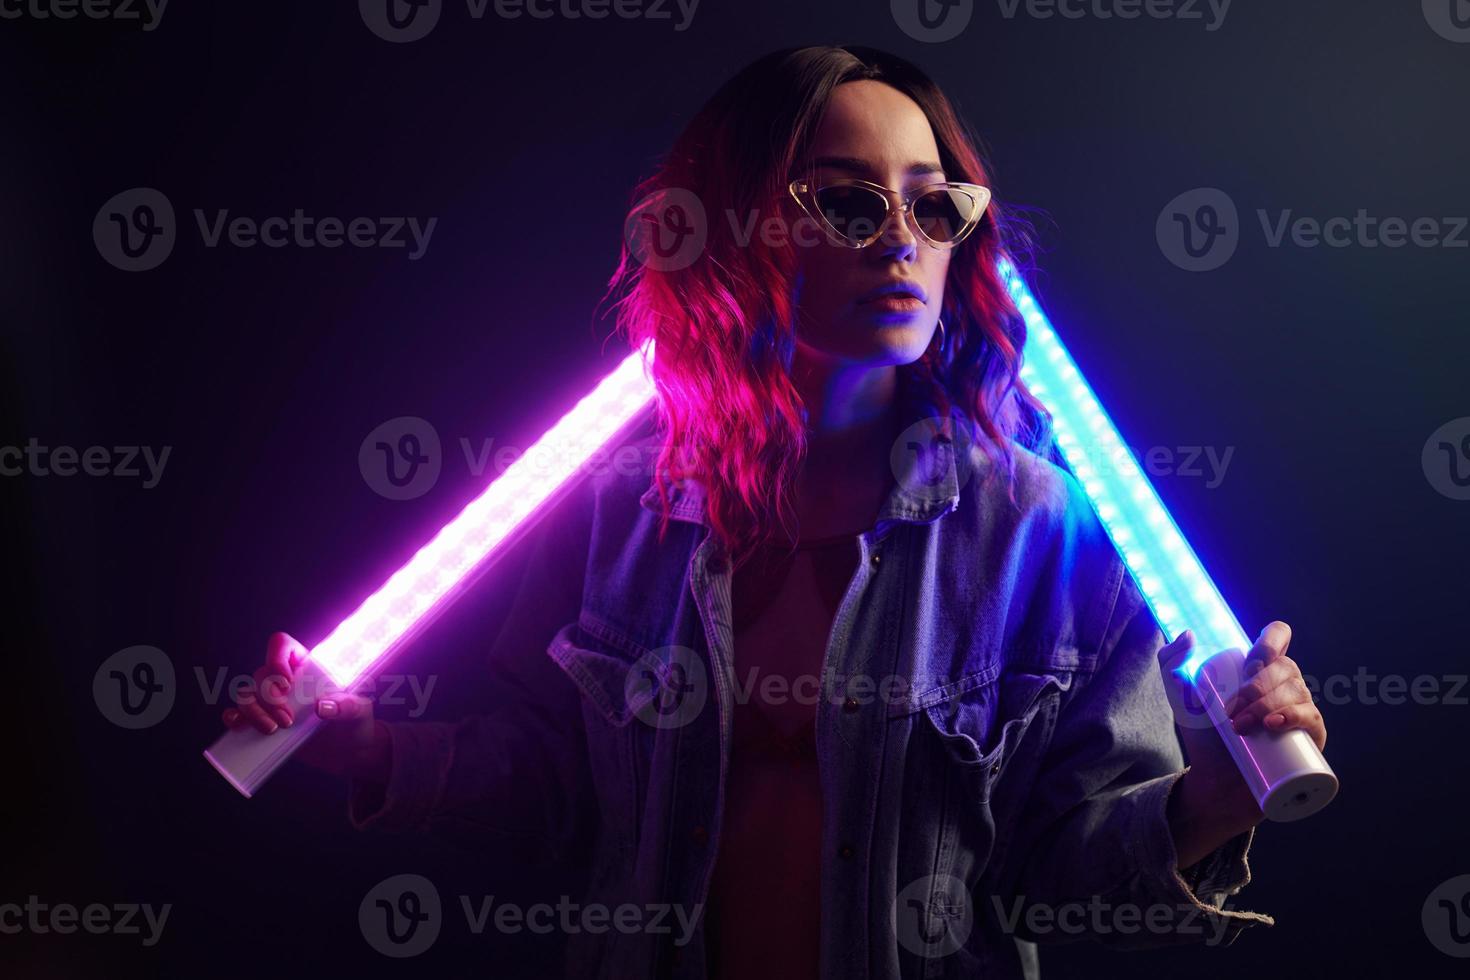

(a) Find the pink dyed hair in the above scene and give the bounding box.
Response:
[604,44,1050,570]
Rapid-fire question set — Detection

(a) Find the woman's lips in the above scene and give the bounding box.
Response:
[861,295,925,313]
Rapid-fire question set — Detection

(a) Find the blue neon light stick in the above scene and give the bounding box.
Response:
[1002,259,1338,821]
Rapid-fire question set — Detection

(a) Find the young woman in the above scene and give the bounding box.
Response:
[222,44,1327,980]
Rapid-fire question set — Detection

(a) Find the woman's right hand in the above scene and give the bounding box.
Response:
[219,631,391,784]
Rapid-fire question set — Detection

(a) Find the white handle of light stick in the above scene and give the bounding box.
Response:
[1194,648,1338,822]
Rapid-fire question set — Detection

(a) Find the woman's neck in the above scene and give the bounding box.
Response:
[788,349,901,540]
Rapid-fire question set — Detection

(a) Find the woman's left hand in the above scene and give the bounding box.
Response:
[1157,621,1327,826]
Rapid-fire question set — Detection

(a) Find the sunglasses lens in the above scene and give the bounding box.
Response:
[813,185,889,243]
[913,188,980,243]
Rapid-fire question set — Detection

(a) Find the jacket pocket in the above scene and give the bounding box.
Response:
[543,616,657,859]
[909,666,1070,801]
[546,612,662,728]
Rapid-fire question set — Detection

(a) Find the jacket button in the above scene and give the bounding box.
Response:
[692,825,708,845]
[838,843,855,860]
[842,696,860,713]
[989,760,1002,776]
[870,552,881,566]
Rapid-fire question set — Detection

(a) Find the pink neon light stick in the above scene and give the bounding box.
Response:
[204,339,659,796]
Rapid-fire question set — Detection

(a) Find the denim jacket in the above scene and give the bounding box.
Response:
[349,369,1273,978]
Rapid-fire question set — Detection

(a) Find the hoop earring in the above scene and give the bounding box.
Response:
[932,318,947,355]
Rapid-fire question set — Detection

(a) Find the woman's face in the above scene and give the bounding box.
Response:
[787,80,951,366]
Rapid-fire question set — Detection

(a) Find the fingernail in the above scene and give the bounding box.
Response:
[319,699,337,718]
[1231,716,1249,734]
[1266,713,1285,727]
[280,713,293,729]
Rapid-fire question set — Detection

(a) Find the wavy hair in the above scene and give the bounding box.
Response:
[603,44,1051,570]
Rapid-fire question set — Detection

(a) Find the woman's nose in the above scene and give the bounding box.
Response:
[875,205,919,262]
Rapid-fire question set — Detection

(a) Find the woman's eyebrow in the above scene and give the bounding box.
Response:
[811,155,945,178]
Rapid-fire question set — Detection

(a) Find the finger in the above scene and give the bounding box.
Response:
[1262,702,1327,751]
[317,694,373,723]
[1157,629,1195,674]
[1231,675,1313,733]
[266,632,308,677]
[252,663,296,728]
[1244,621,1292,677]
[1225,656,1299,715]
[234,690,279,734]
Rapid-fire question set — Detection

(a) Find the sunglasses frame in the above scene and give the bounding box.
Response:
[786,176,992,250]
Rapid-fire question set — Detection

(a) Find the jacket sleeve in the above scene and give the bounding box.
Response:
[343,475,596,862]
[996,545,1274,949]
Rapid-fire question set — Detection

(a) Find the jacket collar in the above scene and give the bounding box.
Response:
[637,367,968,531]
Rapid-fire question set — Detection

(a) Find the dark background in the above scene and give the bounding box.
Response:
[3,1,1468,977]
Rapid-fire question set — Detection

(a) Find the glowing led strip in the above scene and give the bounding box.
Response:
[1002,259,1247,679]
[310,337,659,688]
